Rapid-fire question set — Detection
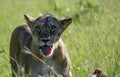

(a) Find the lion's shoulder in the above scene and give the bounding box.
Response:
[11,25,32,48]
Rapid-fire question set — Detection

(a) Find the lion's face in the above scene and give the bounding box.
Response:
[24,15,72,57]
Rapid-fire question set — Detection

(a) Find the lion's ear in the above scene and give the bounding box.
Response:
[60,18,72,30]
[24,14,35,27]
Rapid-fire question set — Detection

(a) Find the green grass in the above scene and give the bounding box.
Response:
[0,0,120,77]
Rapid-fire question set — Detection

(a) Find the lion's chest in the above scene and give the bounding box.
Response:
[30,58,61,77]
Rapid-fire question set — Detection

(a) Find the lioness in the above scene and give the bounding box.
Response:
[10,14,72,77]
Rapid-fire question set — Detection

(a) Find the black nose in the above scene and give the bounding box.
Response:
[41,39,49,43]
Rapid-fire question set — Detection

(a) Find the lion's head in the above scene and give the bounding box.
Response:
[24,14,72,57]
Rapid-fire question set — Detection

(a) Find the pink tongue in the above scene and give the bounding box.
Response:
[41,46,52,56]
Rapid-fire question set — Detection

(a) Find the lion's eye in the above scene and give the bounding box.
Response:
[37,28,41,33]
[35,26,41,33]
[35,28,41,33]
[49,24,57,34]
[51,29,55,33]
[50,24,56,29]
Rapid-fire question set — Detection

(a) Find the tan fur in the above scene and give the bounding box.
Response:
[10,15,72,77]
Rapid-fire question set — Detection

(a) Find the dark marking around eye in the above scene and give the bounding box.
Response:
[49,25,56,34]
[35,26,40,29]
[34,26,41,33]
[50,29,55,34]
[49,24,56,29]
[37,28,41,33]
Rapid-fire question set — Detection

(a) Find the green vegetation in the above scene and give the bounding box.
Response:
[0,0,120,77]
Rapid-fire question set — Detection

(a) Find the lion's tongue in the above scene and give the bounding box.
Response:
[41,46,52,56]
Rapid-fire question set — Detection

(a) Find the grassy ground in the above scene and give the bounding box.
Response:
[0,0,120,77]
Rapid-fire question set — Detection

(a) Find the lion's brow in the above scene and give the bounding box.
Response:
[33,15,59,28]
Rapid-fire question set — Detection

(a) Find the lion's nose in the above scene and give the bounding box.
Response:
[41,39,49,43]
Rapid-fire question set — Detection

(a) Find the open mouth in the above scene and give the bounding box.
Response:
[40,45,52,56]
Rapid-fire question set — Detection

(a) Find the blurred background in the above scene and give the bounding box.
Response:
[0,0,120,77]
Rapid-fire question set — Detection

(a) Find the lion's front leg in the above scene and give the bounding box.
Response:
[61,66,72,77]
[57,57,72,77]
